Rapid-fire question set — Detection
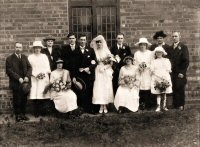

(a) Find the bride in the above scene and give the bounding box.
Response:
[90,35,115,114]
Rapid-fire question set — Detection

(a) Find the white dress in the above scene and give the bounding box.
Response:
[28,53,51,99]
[50,69,78,113]
[92,48,114,105]
[150,58,172,94]
[134,50,153,90]
[114,65,140,112]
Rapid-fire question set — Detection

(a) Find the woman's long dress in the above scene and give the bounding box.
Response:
[150,58,172,94]
[28,53,51,99]
[92,62,114,105]
[50,69,78,113]
[134,50,153,90]
[114,65,140,112]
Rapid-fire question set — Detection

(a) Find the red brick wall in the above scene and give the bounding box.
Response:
[0,0,200,112]
[120,0,200,107]
[0,0,69,112]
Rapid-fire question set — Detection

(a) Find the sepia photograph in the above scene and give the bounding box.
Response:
[0,0,199,146]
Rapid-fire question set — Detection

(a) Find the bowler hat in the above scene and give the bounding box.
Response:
[153,31,167,40]
[20,82,31,95]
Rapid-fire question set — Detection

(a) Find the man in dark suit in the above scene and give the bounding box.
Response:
[73,34,99,114]
[150,31,170,58]
[6,42,32,122]
[61,33,78,78]
[168,31,189,110]
[110,33,131,94]
[41,35,61,71]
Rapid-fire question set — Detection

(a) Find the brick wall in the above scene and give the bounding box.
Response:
[120,0,200,107]
[0,0,69,112]
[0,0,200,112]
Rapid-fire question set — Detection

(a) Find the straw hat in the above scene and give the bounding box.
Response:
[154,46,167,55]
[56,59,64,64]
[32,41,45,48]
[123,56,134,63]
[135,38,152,46]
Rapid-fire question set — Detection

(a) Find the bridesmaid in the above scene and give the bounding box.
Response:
[50,59,78,114]
[134,38,154,110]
[114,56,140,113]
[28,41,51,117]
[90,35,115,114]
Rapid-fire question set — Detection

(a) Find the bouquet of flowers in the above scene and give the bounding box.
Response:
[138,62,147,73]
[119,76,136,89]
[36,73,45,79]
[101,55,115,65]
[154,79,170,93]
[52,80,71,92]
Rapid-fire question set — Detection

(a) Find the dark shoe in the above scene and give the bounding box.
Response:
[16,115,23,122]
[21,115,30,121]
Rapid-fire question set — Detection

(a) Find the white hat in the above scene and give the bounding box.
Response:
[154,46,167,55]
[135,37,152,46]
[32,41,45,48]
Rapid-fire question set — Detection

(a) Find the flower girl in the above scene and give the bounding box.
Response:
[150,46,172,112]
[114,56,140,113]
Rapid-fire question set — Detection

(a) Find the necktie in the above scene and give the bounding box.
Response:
[18,54,21,59]
[80,46,85,53]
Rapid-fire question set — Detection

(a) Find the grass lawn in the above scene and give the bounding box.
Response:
[0,109,199,147]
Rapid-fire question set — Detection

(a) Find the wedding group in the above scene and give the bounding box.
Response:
[6,30,189,122]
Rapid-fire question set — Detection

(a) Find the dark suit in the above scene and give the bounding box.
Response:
[6,53,32,115]
[168,42,189,108]
[61,44,78,78]
[41,45,61,71]
[110,44,131,94]
[73,46,99,113]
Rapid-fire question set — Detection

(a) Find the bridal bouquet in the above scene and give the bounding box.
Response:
[119,76,136,89]
[138,62,147,73]
[36,73,45,79]
[101,55,115,65]
[52,80,71,92]
[154,79,170,93]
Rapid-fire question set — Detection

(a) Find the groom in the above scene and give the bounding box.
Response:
[111,33,131,94]
[73,34,99,114]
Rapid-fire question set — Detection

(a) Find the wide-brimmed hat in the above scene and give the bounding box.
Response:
[43,35,56,42]
[56,59,64,64]
[135,38,152,46]
[154,46,167,55]
[123,56,134,63]
[153,31,167,40]
[32,41,45,48]
[73,77,86,91]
